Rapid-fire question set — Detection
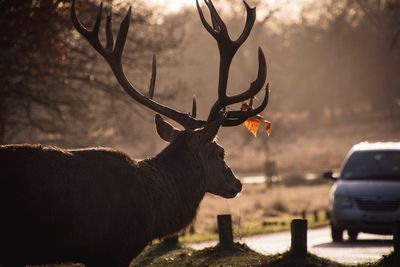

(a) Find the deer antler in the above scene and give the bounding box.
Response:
[71,0,205,130]
[196,0,269,127]
[71,0,268,129]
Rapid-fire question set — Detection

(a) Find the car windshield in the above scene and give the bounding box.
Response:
[341,150,400,180]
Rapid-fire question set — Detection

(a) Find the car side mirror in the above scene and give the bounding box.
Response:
[323,170,339,181]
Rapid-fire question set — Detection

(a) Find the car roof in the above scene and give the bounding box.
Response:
[352,142,400,152]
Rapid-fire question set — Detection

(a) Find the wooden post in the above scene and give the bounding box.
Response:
[394,221,400,264]
[189,224,196,234]
[325,210,331,220]
[313,210,319,222]
[290,219,308,259]
[217,214,234,249]
[301,210,307,220]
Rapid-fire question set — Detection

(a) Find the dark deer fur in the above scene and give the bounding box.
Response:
[0,124,236,266]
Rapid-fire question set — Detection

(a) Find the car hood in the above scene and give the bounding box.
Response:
[335,180,400,199]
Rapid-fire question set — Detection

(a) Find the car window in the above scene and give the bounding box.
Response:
[341,150,400,180]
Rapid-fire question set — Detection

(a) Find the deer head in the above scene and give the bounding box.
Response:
[71,0,269,198]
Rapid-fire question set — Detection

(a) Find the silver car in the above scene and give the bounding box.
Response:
[324,142,400,242]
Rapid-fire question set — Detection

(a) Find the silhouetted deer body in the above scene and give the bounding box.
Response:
[0,0,269,266]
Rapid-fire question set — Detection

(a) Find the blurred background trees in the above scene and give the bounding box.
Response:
[0,0,185,148]
[1,0,399,172]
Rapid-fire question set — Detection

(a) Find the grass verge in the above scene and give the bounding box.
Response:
[131,241,365,267]
[180,212,330,243]
[25,239,396,266]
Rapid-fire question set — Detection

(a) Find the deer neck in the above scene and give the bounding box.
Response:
[142,141,206,239]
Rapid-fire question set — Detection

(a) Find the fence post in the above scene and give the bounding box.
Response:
[301,210,307,220]
[290,219,308,259]
[394,221,400,264]
[325,210,331,220]
[189,224,196,234]
[217,214,234,249]
[313,210,319,222]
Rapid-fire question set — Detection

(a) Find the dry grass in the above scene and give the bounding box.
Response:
[191,183,331,233]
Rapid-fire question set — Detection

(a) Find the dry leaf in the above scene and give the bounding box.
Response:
[243,118,260,137]
[241,100,272,137]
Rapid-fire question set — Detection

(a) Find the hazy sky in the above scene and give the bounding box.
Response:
[147,0,191,13]
[146,0,313,22]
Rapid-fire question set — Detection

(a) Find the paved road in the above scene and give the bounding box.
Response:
[189,226,393,265]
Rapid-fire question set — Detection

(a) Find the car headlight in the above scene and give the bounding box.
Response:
[333,195,353,208]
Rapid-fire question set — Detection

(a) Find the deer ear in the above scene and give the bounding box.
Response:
[198,112,225,144]
[155,114,179,142]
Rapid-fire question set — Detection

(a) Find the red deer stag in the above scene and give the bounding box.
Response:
[0,0,269,266]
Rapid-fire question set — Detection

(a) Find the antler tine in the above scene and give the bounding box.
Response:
[196,0,218,36]
[71,0,107,58]
[191,96,197,118]
[105,13,114,52]
[92,2,103,36]
[113,6,131,61]
[148,55,156,99]
[204,0,228,35]
[235,1,256,47]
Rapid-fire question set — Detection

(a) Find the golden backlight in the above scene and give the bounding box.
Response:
[146,0,313,21]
